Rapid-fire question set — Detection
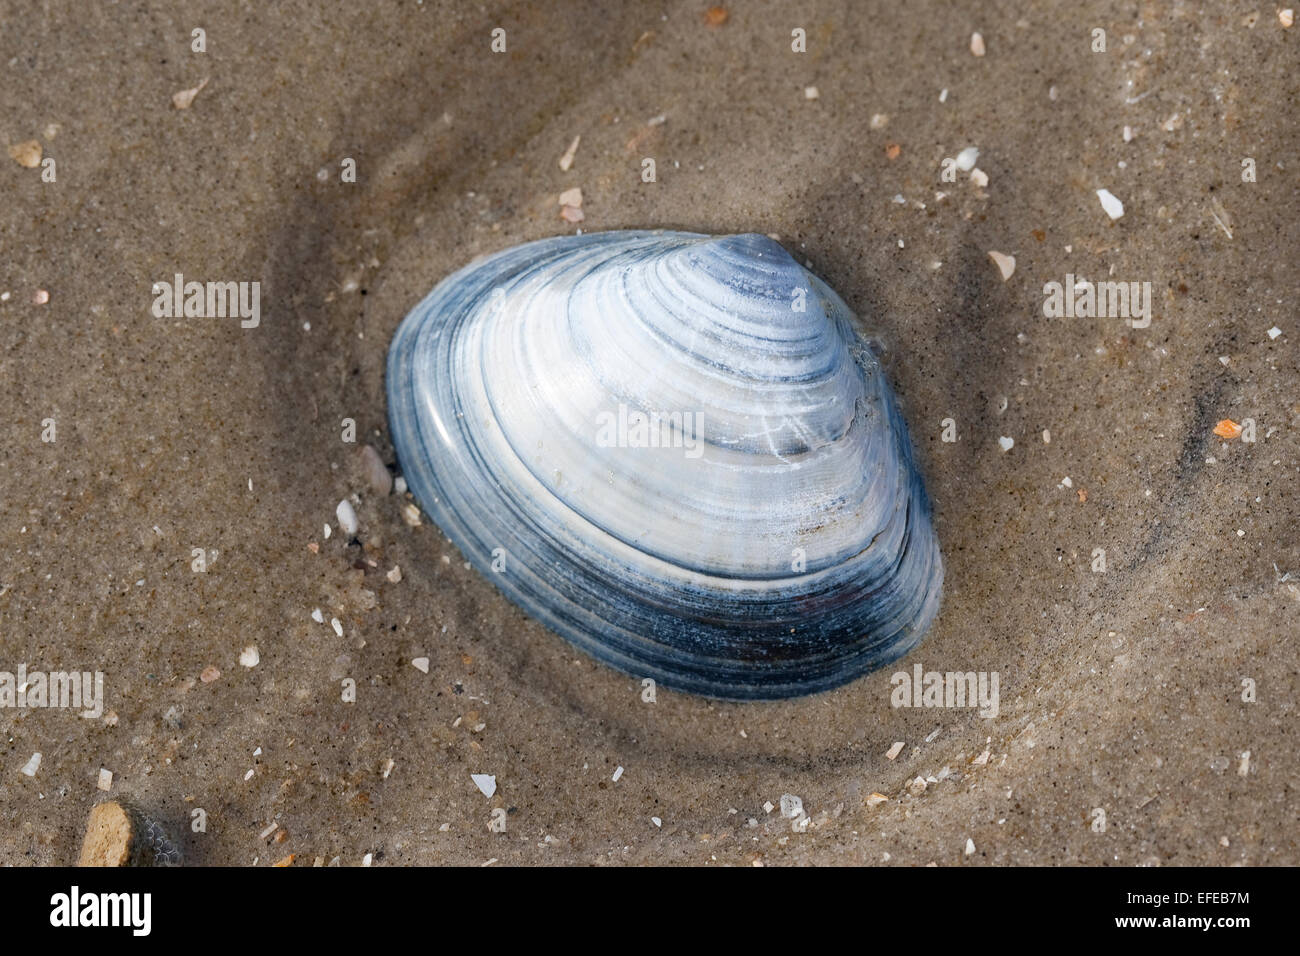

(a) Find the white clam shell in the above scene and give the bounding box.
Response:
[387,230,942,699]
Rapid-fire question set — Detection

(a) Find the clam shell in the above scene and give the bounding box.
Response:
[387,230,942,699]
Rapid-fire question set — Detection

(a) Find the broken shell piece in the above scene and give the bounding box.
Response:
[987,251,1015,281]
[1213,419,1243,440]
[1096,188,1125,220]
[171,77,209,110]
[78,800,182,867]
[7,139,42,168]
[558,134,581,171]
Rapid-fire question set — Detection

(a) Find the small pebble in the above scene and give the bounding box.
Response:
[779,794,804,819]
[331,617,343,637]
[471,773,497,798]
[412,657,429,673]
[360,445,392,496]
[387,565,402,583]
[804,86,819,100]
[20,753,41,777]
[97,768,113,791]
[1267,326,1282,340]
[970,32,985,56]
[886,741,905,760]
[239,646,260,668]
[998,436,1015,452]
[32,289,49,305]
[955,146,979,171]
[200,665,221,683]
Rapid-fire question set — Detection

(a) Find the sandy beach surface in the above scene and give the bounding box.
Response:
[1,0,1296,866]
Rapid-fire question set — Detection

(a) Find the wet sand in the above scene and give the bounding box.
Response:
[1,0,1296,865]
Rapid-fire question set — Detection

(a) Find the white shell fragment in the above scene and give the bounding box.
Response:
[558,134,581,171]
[471,774,497,798]
[1096,188,1125,220]
[988,251,1016,280]
[336,499,359,536]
